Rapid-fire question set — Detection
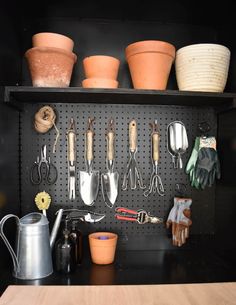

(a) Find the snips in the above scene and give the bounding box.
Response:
[31,144,57,185]
[115,207,163,224]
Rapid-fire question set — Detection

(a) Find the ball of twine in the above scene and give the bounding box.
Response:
[34,106,60,153]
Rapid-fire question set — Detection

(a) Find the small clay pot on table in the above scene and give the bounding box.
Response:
[88,232,118,265]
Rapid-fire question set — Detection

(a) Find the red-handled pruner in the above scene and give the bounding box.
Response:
[115,207,163,224]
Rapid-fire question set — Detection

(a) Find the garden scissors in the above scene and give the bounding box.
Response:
[115,207,163,224]
[30,145,58,185]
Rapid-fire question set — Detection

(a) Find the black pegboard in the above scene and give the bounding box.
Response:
[20,102,216,246]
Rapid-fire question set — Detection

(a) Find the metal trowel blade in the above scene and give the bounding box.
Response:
[79,170,100,206]
[101,172,119,207]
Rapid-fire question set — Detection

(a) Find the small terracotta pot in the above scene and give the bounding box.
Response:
[82,78,118,89]
[32,32,74,52]
[125,40,175,90]
[89,232,118,265]
[83,55,120,80]
[25,47,77,87]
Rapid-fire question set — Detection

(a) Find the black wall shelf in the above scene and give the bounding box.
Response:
[4,86,236,108]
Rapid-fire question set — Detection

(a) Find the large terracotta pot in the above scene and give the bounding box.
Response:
[89,232,118,265]
[32,32,74,52]
[125,40,175,90]
[82,78,118,89]
[83,55,120,80]
[25,47,77,87]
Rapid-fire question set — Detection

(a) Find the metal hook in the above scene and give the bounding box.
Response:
[87,117,95,131]
[198,121,211,137]
[68,118,76,132]
[107,118,115,132]
[175,183,187,197]
[149,119,159,134]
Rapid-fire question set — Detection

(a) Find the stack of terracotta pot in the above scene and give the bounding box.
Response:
[82,55,120,88]
[25,32,77,87]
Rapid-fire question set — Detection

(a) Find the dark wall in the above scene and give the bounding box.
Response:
[215,110,236,250]
[0,104,20,269]
[0,0,236,260]
[0,3,21,268]
[19,0,236,25]
[0,3,22,85]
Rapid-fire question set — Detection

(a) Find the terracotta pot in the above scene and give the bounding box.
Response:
[83,55,120,80]
[32,32,74,52]
[25,47,77,87]
[125,40,175,90]
[88,232,118,265]
[82,78,118,89]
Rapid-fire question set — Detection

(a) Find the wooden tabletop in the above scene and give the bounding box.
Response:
[0,283,236,305]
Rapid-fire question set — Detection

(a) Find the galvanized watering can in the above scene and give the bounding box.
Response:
[0,210,63,280]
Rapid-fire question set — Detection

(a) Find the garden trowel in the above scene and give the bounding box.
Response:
[79,118,99,206]
[101,119,119,208]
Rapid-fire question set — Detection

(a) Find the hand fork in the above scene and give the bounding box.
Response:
[144,120,165,197]
[122,119,145,190]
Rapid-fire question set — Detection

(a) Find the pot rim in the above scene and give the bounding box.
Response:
[177,43,230,55]
[89,232,118,241]
[33,32,74,42]
[125,40,176,60]
[25,47,77,63]
[83,78,118,83]
[83,55,120,63]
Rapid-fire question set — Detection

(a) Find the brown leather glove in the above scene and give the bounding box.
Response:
[166,197,192,247]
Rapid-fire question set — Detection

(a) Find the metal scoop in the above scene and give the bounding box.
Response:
[167,121,188,169]
[79,118,99,206]
[101,119,119,208]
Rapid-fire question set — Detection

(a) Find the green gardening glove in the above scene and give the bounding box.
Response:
[195,146,221,189]
[186,137,200,189]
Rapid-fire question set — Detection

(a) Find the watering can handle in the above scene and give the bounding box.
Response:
[0,214,19,274]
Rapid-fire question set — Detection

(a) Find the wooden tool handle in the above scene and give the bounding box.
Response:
[86,129,94,161]
[129,119,137,151]
[107,130,115,161]
[68,131,76,162]
[152,132,160,162]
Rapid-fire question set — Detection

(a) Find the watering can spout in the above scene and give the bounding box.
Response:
[50,208,63,249]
